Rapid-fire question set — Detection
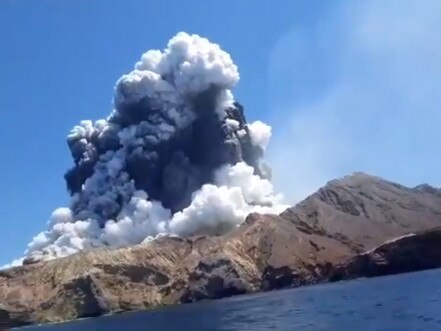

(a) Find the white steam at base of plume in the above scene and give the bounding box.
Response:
[3,32,287,268]
[26,162,286,262]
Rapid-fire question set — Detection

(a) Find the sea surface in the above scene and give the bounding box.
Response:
[22,269,441,331]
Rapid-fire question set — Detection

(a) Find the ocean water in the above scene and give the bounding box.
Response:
[23,269,441,331]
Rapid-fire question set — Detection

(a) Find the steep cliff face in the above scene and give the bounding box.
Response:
[2,173,441,327]
[330,228,441,281]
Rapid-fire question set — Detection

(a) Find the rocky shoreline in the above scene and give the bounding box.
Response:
[2,173,441,329]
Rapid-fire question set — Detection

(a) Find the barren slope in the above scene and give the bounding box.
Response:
[1,173,441,328]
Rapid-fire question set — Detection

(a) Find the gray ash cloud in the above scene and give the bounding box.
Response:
[14,32,285,264]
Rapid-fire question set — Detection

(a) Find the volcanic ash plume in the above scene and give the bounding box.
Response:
[24,32,287,262]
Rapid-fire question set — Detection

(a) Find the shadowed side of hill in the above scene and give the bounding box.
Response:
[330,228,441,281]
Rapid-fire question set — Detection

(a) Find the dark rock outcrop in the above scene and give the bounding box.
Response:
[2,173,441,327]
[0,308,31,329]
[330,228,441,281]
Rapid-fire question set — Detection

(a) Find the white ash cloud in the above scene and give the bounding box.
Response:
[8,32,286,265]
[248,120,272,151]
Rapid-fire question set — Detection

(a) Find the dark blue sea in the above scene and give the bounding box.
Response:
[22,269,441,331]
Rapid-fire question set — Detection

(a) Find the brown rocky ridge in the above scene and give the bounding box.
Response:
[329,227,441,281]
[1,172,441,328]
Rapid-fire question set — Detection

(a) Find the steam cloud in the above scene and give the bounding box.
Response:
[20,32,286,263]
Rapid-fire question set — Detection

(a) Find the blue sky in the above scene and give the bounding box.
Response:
[0,0,440,265]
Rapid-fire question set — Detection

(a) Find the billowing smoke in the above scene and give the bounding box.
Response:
[21,32,286,263]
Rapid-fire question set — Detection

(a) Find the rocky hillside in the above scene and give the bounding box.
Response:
[330,227,441,281]
[1,173,441,328]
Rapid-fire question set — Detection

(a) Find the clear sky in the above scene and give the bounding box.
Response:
[1,0,440,265]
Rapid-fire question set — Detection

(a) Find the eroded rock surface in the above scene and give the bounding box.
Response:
[330,228,441,281]
[2,173,441,327]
